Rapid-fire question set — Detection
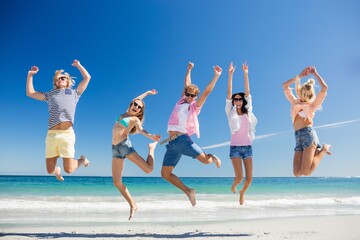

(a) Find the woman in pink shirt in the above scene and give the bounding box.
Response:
[283,66,331,177]
[161,62,222,207]
[225,62,257,205]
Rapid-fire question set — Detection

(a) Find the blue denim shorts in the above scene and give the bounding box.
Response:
[162,134,203,167]
[229,145,253,160]
[294,126,321,151]
[112,138,136,159]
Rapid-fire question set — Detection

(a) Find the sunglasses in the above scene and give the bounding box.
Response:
[133,102,143,110]
[185,92,197,98]
[233,98,243,102]
[57,76,67,82]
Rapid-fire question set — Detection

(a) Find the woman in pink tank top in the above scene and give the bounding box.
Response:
[225,61,257,205]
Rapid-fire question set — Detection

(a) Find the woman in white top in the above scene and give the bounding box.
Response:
[225,62,257,205]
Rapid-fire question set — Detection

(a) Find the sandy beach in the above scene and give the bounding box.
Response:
[1,215,359,240]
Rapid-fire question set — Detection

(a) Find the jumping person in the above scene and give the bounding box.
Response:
[282,66,331,177]
[26,59,91,181]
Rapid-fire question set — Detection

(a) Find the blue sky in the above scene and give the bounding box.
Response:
[0,0,359,177]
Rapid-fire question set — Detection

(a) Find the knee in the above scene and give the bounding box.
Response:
[46,167,54,174]
[301,170,311,176]
[144,166,154,174]
[113,179,123,188]
[63,166,74,174]
[293,170,302,177]
[161,169,171,180]
[245,176,252,184]
[234,176,244,184]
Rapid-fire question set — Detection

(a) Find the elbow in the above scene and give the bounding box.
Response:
[322,85,328,92]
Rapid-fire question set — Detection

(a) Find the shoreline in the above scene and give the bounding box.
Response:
[1,215,359,239]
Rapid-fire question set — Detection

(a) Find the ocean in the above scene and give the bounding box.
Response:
[1,175,359,228]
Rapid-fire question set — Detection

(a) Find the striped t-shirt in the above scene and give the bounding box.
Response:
[43,88,81,129]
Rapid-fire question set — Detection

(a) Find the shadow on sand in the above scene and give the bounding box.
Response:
[0,231,253,239]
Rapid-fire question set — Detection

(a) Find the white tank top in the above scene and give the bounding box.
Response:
[167,103,189,133]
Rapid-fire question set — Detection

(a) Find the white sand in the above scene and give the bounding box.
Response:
[1,215,359,239]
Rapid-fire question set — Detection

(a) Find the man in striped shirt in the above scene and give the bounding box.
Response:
[26,59,91,181]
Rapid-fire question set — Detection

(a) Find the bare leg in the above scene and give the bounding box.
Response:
[112,157,138,220]
[230,157,243,193]
[308,144,331,175]
[126,141,158,174]
[196,153,221,168]
[46,157,64,181]
[63,155,89,174]
[239,158,253,205]
[161,166,196,206]
[293,151,303,177]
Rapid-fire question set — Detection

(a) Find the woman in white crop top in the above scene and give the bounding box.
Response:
[283,66,331,177]
[225,61,257,205]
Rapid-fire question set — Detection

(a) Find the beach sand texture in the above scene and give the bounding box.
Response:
[1,215,359,240]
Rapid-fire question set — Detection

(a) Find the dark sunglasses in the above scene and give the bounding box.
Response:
[57,76,67,82]
[233,98,243,102]
[133,102,143,109]
[185,92,197,98]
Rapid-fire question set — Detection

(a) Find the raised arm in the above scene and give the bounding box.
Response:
[73,59,91,94]
[282,66,310,90]
[242,62,250,97]
[309,66,328,93]
[134,89,158,101]
[26,66,44,101]
[183,62,194,96]
[227,62,235,100]
[196,65,222,107]
[133,118,161,141]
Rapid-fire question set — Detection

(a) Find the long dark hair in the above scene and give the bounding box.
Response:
[231,92,248,114]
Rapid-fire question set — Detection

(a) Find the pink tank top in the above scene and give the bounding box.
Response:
[230,114,252,146]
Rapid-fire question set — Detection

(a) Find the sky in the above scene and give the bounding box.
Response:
[0,0,359,177]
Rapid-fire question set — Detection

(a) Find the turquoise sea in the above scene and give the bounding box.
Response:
[1,176,359,228]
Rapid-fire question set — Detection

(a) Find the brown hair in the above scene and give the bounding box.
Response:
[128,99,145,134]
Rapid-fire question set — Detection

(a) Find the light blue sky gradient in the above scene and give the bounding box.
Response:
[0,0,359,177]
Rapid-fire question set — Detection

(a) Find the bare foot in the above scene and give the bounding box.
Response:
[322,144,332,155]
[239,190,245,205]
[187,189,196,207]
[212,155,221,168]
[80,155,90,167]
[148,141,158,150]
[54,167,64,181]
[128,205,138,221]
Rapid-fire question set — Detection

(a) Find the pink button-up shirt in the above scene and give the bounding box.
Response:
[284,87,327,124]
[167,96,202,138]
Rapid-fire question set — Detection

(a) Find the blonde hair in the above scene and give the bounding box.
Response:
[53,69,76,89]
[296,78,315,102]
[128,99,145,134]
[184,84,200,95]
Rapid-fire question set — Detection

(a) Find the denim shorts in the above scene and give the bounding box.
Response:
[162,134,203,167]
[112,138,136,159]
[229,145,253,160]
[294,126,321,151]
